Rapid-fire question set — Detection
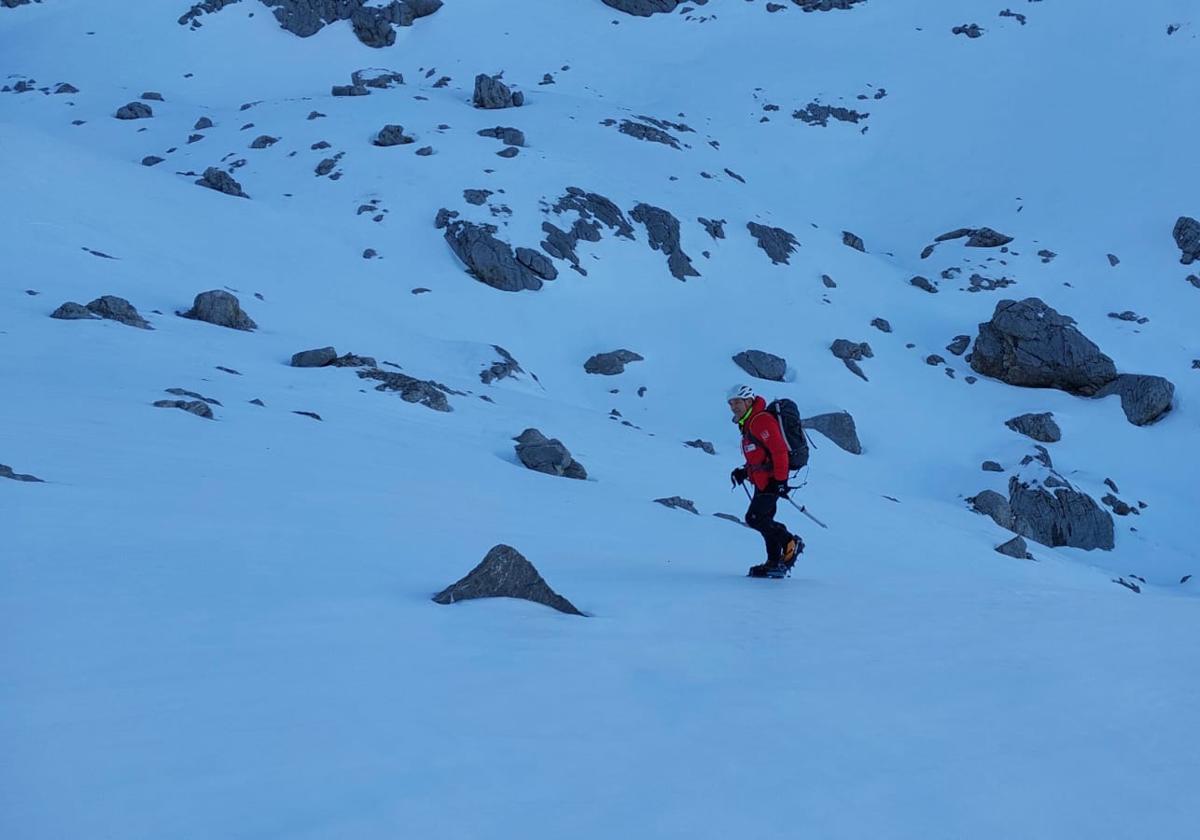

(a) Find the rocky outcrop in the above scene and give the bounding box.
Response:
[473,73,522,109]
[0,463,43,483]
[291,347,338,367]
[357,368,453,411]
[153,399,214,419]
[477,126,526,146]
[1005,412,1061,443]
[514,429,587,479]
[1008,476,1114,551]
[802,411,862,454]
[969,298,1116,395]
[433,544,583,616]
[444,221,556,291]
[259,0,443,48]
[747,222,798,265]
[196,167,249,198]
[480,345,523,384]
[115,101,152,120]
[1173,216,1200,265]
[830,339,872,381]
[1094,374,1174,426]
[601,0,680,15]
[373,124,413,146]
[655,496,699,514]
[995,536,1033,560]
[630,203,698,280]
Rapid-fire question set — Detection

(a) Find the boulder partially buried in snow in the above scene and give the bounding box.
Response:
[1093,374,1174,426]
[1005,412,1061,443]
[433,544,583,616]
[1173,216,1200,265]
[473,73,522,109]
[444,220,555,291]
[115,101,152,120]
[746,222,798,265]
[177,290,257,331]
[514,428,587,479]
[1008,476,1114,551]
[196,167,249,198]
[602,0,680,15]
[802,411,862,455]
[969,298,1117,395]
[733,349,786,381]
[584,349,644,375]
[291,347,338,367]
[630,203,699,280]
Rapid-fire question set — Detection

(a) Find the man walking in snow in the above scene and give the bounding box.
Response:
[728,385,802,578]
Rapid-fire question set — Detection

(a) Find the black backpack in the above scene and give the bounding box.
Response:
[761,398,810,472]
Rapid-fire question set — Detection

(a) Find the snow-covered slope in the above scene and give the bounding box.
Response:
[2,2,1197,838]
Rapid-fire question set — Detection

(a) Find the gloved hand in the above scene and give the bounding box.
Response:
[731,466,748,487]
[768,478,790,498]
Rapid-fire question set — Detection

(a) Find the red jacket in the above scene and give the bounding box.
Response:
[737,396,790,491]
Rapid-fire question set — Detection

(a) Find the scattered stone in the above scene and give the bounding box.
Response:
[655,496,699,514]
[473,73,521,109]
[1037,249,1057,263]
[1108,310,1148,324]
[216,366,241,375]
[925,354,946,366]
[307,110,325,120]
[696,218,726,240]
[514,428,587,479]
[1094,374,1174,426]
[830,339,872,381]
[250,135,278,149]
[1101,493,1135,517]
[910,275,938,293]
[194,116,214,130]
[153,399,214,419]
[684,439,715,455]
[822,274,837,288]
[415,146,434,156]
[496,146,519,158]
[353,68,404,88]
[0,463,43,483]
[793,102,868,127]
[803,411,862,454]
[995,535,1033,559]
[141,91,164,101]
[249,398,265,406]
[195,167,248,198]
[291,346,338,368]
[617,119,681,149]
[631,203,699,280]
[332,84,369,97]
[713,512,747,526]
[601,0,680,15]
[115,102,153,120]
[999,8,1027,25]
[746,222,798,265]
[54,82,79,94]
[842,231,865,251]
[374,124,413,146]
[966,273,1016,293]
[82,295,151,329]
[1107,253,1120,266]
[733,349,787,382]
[970,298,1116,395]
[476,126,526,146]
[584,349,644,375]
[358,367,453,411]
[946,335,971,356]
[935,226,1012,247]
[480,345,523,384]
[464,189,493,205]
[50,302,99,321]
[362,248,377,259]
[177,289,257,330]
[142,155,165,166]
[970,489,1014,530]
[1112,577,1141,594]
[291,410,321,421]
[187,133,205,144]
[164,387,220,406]
[953,23,984,38]
[982,461,1004,472]
[433,544,583,616]
[434,208,459,229]
[870,318,892,333]
[330,352,376,368]
[1005,412,1061,443]
[315,157,337,176]
[1173,216,1200,265]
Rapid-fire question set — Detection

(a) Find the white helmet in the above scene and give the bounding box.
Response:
[727,384,755,401]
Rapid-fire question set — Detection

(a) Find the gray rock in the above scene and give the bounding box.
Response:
[352,68,405,88]
[842,230,865,251]
[85,295,151,329]
[194,117,214,130]
[250,135,278,149]
[54,83,79,94]
[496,146,519,158]
[698,217,726,239]
[291,346,338,367]
[315,158,337,176]
[115,101,152,120]
[1173,216,1200,265]
[802,411,861,454]
[464,188,492,205]
[733,349,787,382]
[747,222,798,265]
[514,247,558,281]
[831,339,872,381]
[630,203,699,280]
[357,368,452,411]
[330,352,377,368]
[141,91,164,101]
[655,496,699,514]
[822,274,837,288]
[480,345,523,384]
[552,187,636,239]
[1008,476,1114,550]
[473,73,520,109]
[601,0,680,15]
[177,290,257,331]
[584,349,644,375]
[331,84,369,97]
[164,387,220,406]
[0,463,43,483]
[415,145,433,156]
[1101,493,1135,517]
[982,460,1004,472]
[970,298,1117,395]
[1005,412,1061,443]
[617,119,680,149]
[946,335,971,356]
[1187,275,1200,290]
[871,317,892,333]
[374,124,413,146]
[153,399,214,419]
[1093,374,1174,426]
[1107,253,1120,266]
[196,167,248,198]
[514,428,587,479]
[444,220,550,292]
[476,126,526,146]
[433,544,583,616]
[50,301,99,321]
[684,439,715,455]
[141,155,165,166]
[910,275,938,293]
[434,208,459,229]
[970,489,1013,530]
[1108,310,1148,324]
[995,536,1033,560]
[926,354,946,367]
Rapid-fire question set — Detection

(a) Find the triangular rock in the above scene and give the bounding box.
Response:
[433,544,583,616]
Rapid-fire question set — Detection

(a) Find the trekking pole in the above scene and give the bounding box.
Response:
[783,494,828,529]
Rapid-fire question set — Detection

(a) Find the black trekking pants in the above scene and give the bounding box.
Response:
[745,488,792,564]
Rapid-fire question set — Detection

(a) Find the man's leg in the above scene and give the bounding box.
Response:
[745,490,787,567]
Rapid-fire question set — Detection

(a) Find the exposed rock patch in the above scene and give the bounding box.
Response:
[433,544,583,616]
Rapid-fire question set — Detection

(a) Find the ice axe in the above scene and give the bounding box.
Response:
[782,495,828,529]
